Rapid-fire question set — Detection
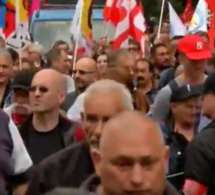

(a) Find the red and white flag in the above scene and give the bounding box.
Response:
[103,0,123,26]
[112,0,146,54]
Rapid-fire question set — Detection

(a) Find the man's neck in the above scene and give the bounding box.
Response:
[174,121,194,141]
[138,81,153,94]
[182,71,205,84]
[32,110,59,132]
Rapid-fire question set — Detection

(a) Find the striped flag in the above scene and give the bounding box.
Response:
[70,0,93,56]
[112,0,146,55]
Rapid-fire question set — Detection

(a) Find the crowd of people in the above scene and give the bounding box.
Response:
[0,22,215,195]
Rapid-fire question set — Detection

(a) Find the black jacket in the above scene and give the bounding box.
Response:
[81,174,181,195]
[19,114,75,148]
[185,119,215,195]
[25,142,95,195]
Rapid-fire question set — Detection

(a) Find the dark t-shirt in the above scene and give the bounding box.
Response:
[185,120,215,195]
[28,123,64,164]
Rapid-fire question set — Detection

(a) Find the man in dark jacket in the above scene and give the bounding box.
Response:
[25,79,134,195]
[20,69,75,164]
[183,71,215,195]
[89,111,180,195]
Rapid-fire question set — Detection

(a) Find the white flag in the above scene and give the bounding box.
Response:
[168,2,186,38]
[188,0,208,33]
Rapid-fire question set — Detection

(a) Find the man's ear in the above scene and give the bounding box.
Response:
[90,148,102,176]
[94,72,99,81]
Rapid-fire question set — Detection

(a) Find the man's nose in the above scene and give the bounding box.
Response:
[130,164,143,187]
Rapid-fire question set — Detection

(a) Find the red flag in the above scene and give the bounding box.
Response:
[3,2,15,38]
[206,0,215,48]
[180,0,194,24]
[206,0,215,13]
[103,0,122,26]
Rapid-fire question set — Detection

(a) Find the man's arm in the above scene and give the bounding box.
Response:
[183,138,214,195]
[151,86,171,121]
[8,120,33,195]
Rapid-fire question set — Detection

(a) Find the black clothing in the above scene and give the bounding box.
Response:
[81,174,181,195]
[28,123,65,164]
[19,114,75,164]
[61,91,78,112]
[25,142,95,195]
[185,119,215,195]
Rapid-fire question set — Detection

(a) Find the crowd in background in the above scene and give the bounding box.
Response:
[0,20,215,195]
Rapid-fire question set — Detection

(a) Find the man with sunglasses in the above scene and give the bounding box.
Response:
[19,69,75,165]
[64,58,98,118]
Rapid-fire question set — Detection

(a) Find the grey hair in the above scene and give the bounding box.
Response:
[30,43,43,54]
[84,79,134,110]
[0,48,13,64]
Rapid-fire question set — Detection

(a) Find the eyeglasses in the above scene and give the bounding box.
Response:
[29,86,49,93]
[73,69,96,75]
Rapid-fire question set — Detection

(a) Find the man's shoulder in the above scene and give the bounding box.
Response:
[188,122,215,151]
[0,109,10,122]
[39,142,87,170]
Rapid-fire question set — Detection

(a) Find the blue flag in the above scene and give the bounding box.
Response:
[0,0,6,28]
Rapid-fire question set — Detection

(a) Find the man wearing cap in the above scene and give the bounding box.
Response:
[183,72,215,195]
[161,84,203,190]
[152,34,211,131]
[4,69,35,128]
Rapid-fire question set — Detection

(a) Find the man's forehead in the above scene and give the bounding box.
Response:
[85,97,122,115]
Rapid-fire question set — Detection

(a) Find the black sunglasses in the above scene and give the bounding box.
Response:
[29,86,49,93]
[73,69,96,75]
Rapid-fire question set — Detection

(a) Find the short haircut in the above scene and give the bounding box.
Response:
[29,43,43,55]
[136,58,154,73]
[150,43,167,57]
[46,48,62,67]
[84,79,134,111]
[0,48,13,64]
[7,48,19,62]
[107,48,129,68]
[52,40,68,49]
[93,50,107,62]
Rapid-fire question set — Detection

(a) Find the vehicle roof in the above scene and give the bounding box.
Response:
[31,8,103,21]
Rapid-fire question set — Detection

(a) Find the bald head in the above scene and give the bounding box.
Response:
[75,57,97,70]
[100,111,164,152]
[33,69,66,92]
[92,111,168,195]
[30,69,66,113]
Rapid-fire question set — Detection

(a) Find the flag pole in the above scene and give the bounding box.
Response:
[72,0,83,70]
[157,0,166,39]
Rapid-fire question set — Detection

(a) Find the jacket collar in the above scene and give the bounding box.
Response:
[19,114,73,146]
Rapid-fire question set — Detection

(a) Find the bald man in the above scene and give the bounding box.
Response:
[19,69,75,164]
[62,57,98,112]
[90,111,180,195]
